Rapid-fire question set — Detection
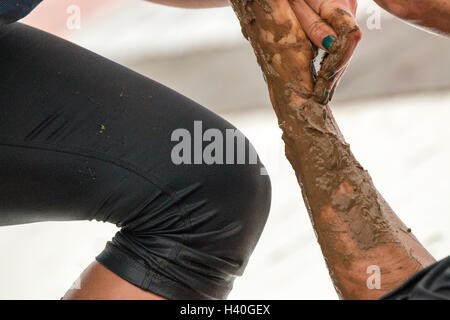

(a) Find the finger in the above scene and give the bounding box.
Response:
[334,30,359,73]
[349,0,358,15]
[306,0,361,70]
[289,0,337,52]
[307,1,361,103]
[306,0,357,18]
[322,64,347,104]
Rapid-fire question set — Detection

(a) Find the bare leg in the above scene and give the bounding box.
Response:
[63,262,166,300]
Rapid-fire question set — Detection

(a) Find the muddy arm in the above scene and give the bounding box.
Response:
[374,0,450,36]
[230,0,435,299]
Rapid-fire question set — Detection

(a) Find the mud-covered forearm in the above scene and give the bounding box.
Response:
[230,0,435,299]
[374,0,450,36]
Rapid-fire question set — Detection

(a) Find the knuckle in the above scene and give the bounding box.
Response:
[307,21,328,41]
[352,28,363,42]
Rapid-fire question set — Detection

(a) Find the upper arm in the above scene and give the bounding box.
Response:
[145,0,230,9]
[374,0,450,36]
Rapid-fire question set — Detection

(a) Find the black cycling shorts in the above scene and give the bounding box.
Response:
[0,23,272,300]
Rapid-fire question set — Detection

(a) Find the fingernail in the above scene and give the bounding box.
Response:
[322,90,330,104]
[322,35,336,51]
[326,71,335,80]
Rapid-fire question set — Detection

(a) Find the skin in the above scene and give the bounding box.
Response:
[289,0,361,98]
[64,0,446,300]
[147,0,361,96]
[63,262,166,300]
[374,0,450,37]
[144,0,230,8]
[228,0,435,299]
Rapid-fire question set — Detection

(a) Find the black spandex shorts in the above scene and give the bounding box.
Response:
[0,23,272,300]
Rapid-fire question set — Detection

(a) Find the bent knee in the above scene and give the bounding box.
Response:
[229,161,272,261]
[223,160,272,236]
[189,140,272,269]
[168,115,272,241]
[96,118,272,298]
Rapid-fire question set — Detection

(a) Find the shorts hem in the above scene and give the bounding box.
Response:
[95,242,223,300]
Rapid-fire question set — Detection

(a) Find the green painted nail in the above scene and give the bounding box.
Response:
[326,71,335,80]
[322,90,330,104]
[322,35,336,51]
